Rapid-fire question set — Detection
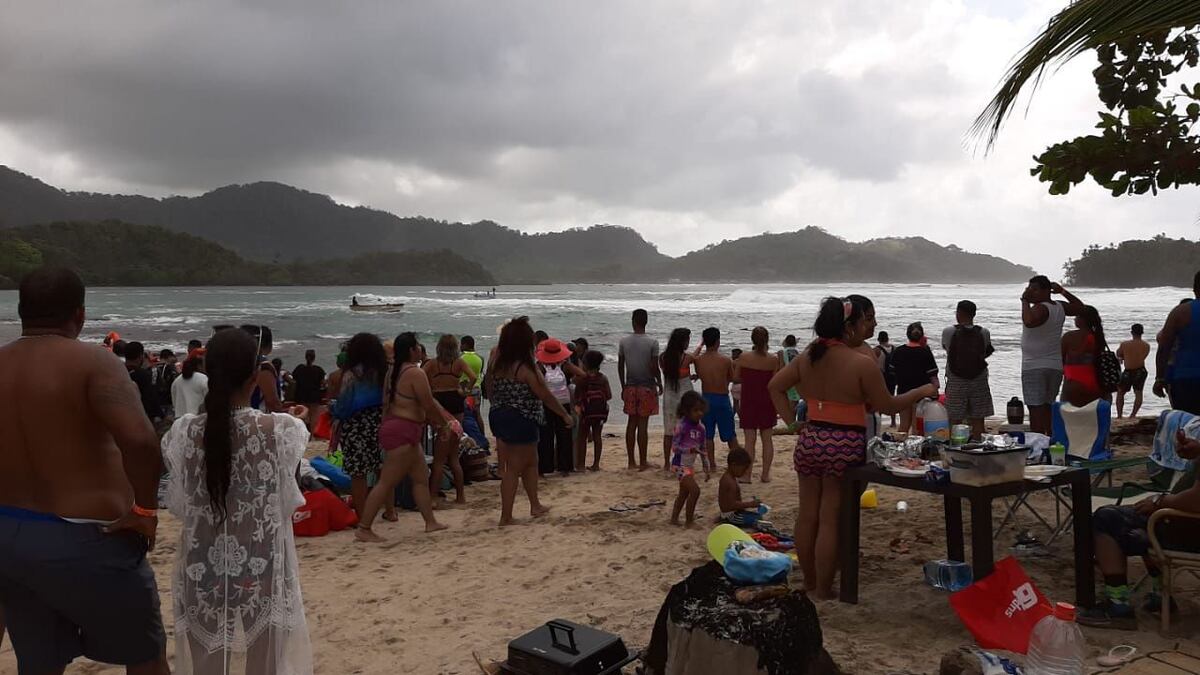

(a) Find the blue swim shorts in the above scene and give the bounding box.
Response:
[0,506,166,674]
[702,392,736,442]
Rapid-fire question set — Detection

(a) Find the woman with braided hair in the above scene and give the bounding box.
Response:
[162,327,312,674]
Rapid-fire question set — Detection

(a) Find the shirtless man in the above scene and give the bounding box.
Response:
[0,268,168,675]
[694,327,742,469]
[1116,323,1152,418]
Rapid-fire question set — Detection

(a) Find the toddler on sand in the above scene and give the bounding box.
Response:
[718,448,767,526]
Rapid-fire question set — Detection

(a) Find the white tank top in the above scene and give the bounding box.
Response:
[1021,301,1066,371]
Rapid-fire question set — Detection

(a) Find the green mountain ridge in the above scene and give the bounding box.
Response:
[0,166,1035,283]
[672,228,1035,283]
[0,221,494,289]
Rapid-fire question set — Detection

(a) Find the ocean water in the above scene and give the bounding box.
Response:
[0,283,1186,419]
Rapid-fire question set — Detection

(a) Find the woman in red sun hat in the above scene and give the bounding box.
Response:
[535,338,583,476]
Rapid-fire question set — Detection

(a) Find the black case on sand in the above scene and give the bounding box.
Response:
[505,619,636,675]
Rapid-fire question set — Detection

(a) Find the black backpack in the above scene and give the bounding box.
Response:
[948,325,988,380]
[579,376,609,420]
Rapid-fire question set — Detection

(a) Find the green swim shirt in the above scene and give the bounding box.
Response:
[461,351,483,387]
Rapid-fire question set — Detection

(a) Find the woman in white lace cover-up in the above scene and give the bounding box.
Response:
[163,327,313,675]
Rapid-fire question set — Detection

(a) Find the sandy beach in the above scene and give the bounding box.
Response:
[1,418,1195,674]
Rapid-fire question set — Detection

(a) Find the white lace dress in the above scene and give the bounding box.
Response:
[163,409,313,675]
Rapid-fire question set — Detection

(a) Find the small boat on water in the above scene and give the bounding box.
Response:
[350,296,405,312]
[350,303,405,313]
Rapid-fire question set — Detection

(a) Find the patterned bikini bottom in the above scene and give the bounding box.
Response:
[793,421,867,479]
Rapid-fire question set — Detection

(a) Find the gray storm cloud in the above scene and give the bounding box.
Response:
[0,1,1196,272]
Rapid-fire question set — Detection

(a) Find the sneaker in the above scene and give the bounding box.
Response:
[1142,593,1179,615]
[1076,602,1138,630]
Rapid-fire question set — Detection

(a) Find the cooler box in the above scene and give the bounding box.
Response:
[943,445,1026,486]
[506,619,635,675]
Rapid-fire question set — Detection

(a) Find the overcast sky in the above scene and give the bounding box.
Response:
[1,0,1195,276]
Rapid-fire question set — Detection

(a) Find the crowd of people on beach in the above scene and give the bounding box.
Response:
[1,265,1199,673]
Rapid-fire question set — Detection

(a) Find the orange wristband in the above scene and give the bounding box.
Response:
[132,504,158,518]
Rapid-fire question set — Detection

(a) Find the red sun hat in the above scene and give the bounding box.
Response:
[536,338,571,364]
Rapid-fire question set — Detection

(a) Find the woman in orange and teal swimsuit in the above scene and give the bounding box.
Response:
[768,296,936,599]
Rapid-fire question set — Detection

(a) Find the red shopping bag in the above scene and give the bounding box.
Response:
[948,557,1052,654]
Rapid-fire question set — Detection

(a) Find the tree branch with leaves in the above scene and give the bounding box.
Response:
[973,2,1200,196]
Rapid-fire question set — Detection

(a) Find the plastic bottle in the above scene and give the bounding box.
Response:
[1025,602,1086,674]
[922,560,972,591]
[921,399,950,441]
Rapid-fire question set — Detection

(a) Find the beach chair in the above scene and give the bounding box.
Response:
[1055,400,1147,486]
[1147,506,1200,632]
[1091,464,1187,508]
[1092,411,1198,509]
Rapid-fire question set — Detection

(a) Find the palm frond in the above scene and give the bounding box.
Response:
[972,0,1200,150]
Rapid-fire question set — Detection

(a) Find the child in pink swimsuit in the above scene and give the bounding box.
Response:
[670,391,709,527]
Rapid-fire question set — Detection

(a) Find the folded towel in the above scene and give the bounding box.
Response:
[1152,410,1198,472]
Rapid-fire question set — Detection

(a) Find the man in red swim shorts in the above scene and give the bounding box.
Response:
[618,309,661,470]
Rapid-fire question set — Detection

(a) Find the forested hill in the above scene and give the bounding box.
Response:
[0,221,494,289]
[0,166,1036,283]
[1065,236,1200,288]
[671,228,1035,282]
[0,167,669,282]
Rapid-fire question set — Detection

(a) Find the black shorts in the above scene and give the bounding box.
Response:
[0,508,165,674]
[1119,367,1148,391]
[1094,505,1200,557]
[433,390,466,416]
[489,406,540,444]
[581,415,607,434]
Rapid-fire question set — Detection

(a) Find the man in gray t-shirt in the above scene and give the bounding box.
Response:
[618,309,661,470]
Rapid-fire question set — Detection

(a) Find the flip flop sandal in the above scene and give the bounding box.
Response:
[609,503,639,513]
[1097,645,1137,667]
[757,523,788,539]
[1015,530,1042,547]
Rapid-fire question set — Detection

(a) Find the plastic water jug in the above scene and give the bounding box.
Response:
[919,399,950,441]
[1025,602,1086,674]
[922,560,972,591]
